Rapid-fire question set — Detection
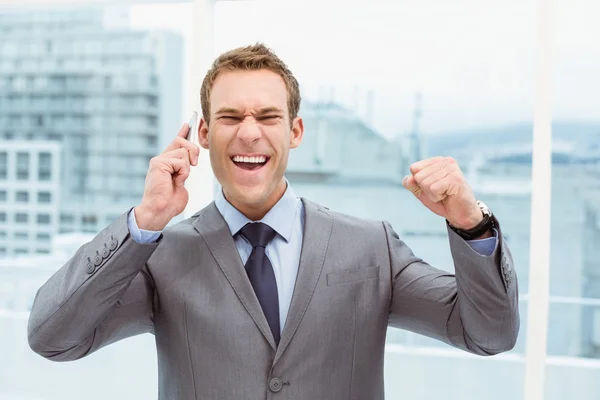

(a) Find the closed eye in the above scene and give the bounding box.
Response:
[258,115,281,122]
[219,116,241,121]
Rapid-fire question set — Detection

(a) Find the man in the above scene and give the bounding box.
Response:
[28,43,519,399]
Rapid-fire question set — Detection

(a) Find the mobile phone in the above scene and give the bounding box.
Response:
[186,111,198,142]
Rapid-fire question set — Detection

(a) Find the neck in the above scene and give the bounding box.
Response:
[226,178,287,221]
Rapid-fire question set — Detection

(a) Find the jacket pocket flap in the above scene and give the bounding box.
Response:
[326,266,379,286]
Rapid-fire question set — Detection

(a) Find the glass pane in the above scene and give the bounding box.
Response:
[38,152,52,181]
[16,152,29,180]
[15,191,29,203]
[0,2,190,399]
[215,0,533,398]
[546,0,600,397]
[37,191,52,203]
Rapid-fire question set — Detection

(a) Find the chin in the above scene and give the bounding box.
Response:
[229,182,270,205]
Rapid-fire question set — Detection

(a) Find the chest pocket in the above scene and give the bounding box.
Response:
[326,266,380,286]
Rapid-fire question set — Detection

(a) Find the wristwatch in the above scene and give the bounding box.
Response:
[447,200,495,240]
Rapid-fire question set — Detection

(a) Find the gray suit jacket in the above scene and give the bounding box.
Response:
[28,198,519,399]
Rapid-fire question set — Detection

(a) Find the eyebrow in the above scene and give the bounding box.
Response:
[214,107,284,116]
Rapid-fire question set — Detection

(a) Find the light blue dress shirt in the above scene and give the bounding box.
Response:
[127,181,497,334]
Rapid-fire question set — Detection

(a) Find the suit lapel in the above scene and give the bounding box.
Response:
[192,203,277,351]
[273,198,333,365]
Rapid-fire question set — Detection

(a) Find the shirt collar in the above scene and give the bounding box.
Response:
[214,178,300,243]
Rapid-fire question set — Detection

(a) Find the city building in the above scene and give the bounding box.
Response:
[0,140,61,258]
[287,100,405,185]
[0,7,183,236]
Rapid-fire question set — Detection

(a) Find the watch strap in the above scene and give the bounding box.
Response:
[447,214,495,240]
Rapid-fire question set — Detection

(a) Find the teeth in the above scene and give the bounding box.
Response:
[232,155,267,163]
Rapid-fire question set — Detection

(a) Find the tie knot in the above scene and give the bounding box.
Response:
[239,222,277,248]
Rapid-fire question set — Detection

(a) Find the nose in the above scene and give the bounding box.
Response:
[237,118,262,145]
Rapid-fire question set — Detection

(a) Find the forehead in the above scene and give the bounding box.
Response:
[210,69,288,113]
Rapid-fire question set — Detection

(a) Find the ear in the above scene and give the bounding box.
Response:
[198,118,209,149]
[289,117,304,149]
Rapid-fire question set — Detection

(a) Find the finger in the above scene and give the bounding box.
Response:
[409,156,444,175]
[153,150,191,174]
[406,167,447,203]
[177,122,191,139]
[402,175,422,197]
[429,174,461,201]
[166,146,191,157]
[163,146,198,166]
[419,163,453,189]
[164,157,190,187]
[164,127,200,165]
[413,160,446,186]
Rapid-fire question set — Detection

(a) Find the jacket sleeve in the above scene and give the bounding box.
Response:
[27,208,162,361]
[386,217,520,356]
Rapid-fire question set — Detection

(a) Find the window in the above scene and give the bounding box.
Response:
[16,152,29,180]
[16,191,29,203]
[0,231,6,239]
[0,190,6,202]
[60,213,74,223]
[14,232,28,240]
[0,1,199,399]
[37,214,51,224]
[15,213,28,223]
[37,191,52,203]
[81,215,97,224]
[147,115,157,128]
[38,152,52,181]
[212,1,537,400]
[0,212,5,222]
[0,151,7,179]
[36,232,51,241]
[146,135,157,147]
[546,3,600,396]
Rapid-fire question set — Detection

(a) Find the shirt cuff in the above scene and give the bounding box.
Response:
[465,228,498,257]
[127,208,162,244]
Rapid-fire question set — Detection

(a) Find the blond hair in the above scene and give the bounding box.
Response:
[200,43,301,126]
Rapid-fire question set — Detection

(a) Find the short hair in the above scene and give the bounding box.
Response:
[200,43,301,126]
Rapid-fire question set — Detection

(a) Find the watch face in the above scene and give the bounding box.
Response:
[477,200,492,217]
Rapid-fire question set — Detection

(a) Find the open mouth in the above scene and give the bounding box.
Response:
[231,155,270,171]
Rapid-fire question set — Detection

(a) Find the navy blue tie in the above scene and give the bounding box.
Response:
[239,222,280,345]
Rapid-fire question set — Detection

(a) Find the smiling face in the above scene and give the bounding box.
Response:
[198,69,304,220]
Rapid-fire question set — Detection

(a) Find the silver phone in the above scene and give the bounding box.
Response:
[186,111,198,143]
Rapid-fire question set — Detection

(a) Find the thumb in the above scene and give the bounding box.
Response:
[402,175,422,197]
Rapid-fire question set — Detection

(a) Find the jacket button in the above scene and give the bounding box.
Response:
[93,252,103,266]
[269,377,283,393]
[101,244,111,259]
[86,262,95,274]
[108,236,118,251]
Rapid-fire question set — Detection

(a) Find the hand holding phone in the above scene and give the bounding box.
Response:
[133,112,200,230]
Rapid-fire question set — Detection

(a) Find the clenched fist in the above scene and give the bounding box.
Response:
[402,156,483,231]
[134,122,200,231]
